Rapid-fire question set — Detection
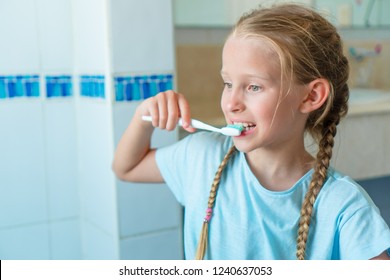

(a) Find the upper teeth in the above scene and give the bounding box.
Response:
[233,122,256,130]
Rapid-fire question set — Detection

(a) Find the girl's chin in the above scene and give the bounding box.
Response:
[231,140,253,153]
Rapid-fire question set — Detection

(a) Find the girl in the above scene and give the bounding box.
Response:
[112,4,390,260]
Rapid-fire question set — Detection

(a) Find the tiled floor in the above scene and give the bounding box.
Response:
[357,176,390,227]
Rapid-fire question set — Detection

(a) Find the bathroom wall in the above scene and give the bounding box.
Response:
[0,0,182,260]
[176,44,225,122]
[0,0,80,259]
[109,0,182,260]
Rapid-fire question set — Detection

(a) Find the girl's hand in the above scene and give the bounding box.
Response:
[137,90,196,133]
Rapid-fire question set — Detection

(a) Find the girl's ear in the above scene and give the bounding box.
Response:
[300,78,330,113]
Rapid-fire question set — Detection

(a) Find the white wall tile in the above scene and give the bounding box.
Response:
[44,100,79,220]
[112,102,140,146]
[50,219,82,259]
[0,0,40,73]
[36,0,73,72]
[71,0,108,73]
[0,101,48,227]
[120,229,183,260]
[117,181,182,237]
[81,221,118,259]
[77,100,118,235]
[0,0,178,261]
[0,223,50,259]
[110,0,174,73]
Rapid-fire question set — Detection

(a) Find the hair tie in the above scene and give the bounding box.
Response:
[203,208,213,223]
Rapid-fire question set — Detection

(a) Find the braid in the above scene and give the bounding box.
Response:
[195,145,237,260]
[296,121,337,260]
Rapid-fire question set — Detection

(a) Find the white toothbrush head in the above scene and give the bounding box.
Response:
[220,124,244,136]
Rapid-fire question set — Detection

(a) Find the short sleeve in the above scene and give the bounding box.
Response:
[155,134,192,205]
[339,205,390,259]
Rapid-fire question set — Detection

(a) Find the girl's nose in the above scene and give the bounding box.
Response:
[226,90,245,112]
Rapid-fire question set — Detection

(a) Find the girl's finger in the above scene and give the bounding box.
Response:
[166,90,181,130]
[156,91,169,129]
[177,93,196,133]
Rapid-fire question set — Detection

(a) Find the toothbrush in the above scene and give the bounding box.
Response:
[141,115,243,136]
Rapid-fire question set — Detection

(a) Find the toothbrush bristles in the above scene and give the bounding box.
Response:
[223,124,244,136]
[227,124,244,132]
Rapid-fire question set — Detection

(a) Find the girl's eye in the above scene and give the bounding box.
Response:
[223,82,233,89]
[248,85,262,92]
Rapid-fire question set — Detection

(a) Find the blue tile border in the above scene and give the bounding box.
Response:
[80,75,105,99]
[114,74,173,102]
[0,73,173,101]
[0,75,40,99]
[46,75,72,98]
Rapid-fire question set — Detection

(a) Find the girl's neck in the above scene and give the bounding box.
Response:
[245,145,315,192]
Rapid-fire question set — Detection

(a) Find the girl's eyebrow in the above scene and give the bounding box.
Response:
[221,70,272,81]
[220,70,228,76]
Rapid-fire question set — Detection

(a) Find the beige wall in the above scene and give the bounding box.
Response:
[176,45,224,122]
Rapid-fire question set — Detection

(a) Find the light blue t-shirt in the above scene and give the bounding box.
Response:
[156,132,390,259]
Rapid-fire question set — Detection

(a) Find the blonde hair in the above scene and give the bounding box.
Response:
[195,3,349,260]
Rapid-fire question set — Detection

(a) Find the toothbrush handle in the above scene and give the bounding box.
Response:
[187,119,219,133]
[142,115,186,126]
[141,115,219,133]
[141,115,154,122]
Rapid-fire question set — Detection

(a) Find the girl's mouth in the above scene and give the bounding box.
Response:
[233,122,256,134]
